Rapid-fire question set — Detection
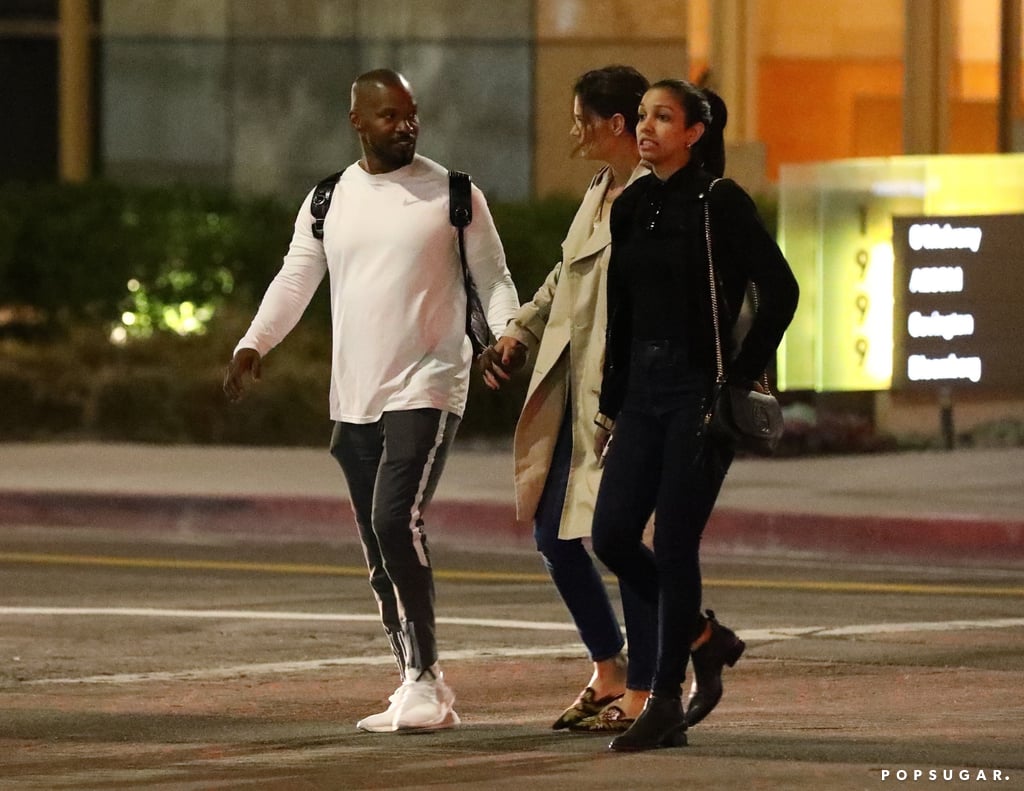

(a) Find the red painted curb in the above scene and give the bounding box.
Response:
[0,491,526,545]
[705,508,1024,560]
[1,491,1021,561]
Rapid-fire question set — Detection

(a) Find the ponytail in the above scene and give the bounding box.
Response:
[697,87,728,178]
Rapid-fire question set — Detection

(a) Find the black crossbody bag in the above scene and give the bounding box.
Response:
[702,179,784,455]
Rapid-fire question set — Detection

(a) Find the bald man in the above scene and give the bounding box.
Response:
[224,69,519,733]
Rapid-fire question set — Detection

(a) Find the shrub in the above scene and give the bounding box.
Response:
[0,180,780,446]
[0,367,37,438]
[491,195,579,300]
[0,180,301,341]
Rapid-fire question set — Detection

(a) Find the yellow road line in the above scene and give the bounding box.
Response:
[704,577,1024,598]
[1,551,1022,597]
[0,551,548,582]
[0,551,358,577]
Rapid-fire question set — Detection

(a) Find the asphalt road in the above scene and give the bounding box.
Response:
[1,524,1022,790]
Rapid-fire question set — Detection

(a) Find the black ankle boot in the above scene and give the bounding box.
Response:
[608,695,687,752]
[686,609,745,726]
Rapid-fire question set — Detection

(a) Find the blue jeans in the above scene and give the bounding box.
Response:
[534,401,656,691]
[592,339,733,699]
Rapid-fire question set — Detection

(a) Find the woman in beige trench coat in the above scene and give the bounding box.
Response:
[480,66,656,733]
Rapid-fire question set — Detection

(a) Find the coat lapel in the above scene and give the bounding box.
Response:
[560,167,609,266]
[565,163,648,266]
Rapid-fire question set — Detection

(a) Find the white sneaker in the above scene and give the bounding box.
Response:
[356,673,460,733]
[356,685,406,733]
[392,672,459,731]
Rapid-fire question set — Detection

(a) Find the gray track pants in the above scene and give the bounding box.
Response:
[329,408,460,676]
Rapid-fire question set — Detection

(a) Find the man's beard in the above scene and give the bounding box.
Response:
[382,139,416,168]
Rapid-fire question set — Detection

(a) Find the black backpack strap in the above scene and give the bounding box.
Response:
[448,170,472,228]
[448,170,492,357]
[310,170,343,240]
[448,172,471,291]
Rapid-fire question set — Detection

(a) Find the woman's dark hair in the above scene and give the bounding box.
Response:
[573,65,650,135]
[649,78,728,177]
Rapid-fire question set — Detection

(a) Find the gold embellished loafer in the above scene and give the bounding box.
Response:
[568,703,635,733]
[552,688,623,730]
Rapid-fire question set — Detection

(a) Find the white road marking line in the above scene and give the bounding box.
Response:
[4,608,1022,686]
[735,617,1024,642]
[24,645,589,685]
[6,608,1024,637]
[0,607,576,631]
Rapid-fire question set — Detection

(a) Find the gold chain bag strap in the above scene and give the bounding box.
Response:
[703,179,784,455]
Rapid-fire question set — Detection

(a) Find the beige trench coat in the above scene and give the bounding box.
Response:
[504,163,648,540]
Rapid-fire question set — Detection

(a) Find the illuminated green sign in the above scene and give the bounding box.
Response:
[777,154,1024,392]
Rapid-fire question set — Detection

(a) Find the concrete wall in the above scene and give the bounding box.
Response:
[532,0,689,198]
[99,0,704,202]
[76,0,1024,200]
[101,0,532,201]
[754,0,1013,178]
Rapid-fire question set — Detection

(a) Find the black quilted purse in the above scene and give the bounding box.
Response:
[702,181,784,456]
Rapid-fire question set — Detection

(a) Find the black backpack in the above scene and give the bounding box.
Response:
[310,169,493,356]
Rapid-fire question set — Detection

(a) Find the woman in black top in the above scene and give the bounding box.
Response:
[591,80,799,752]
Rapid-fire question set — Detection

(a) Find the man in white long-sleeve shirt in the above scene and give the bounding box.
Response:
[223,69,519,733]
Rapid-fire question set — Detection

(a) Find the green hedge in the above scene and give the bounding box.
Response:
[0,309,534,445]
[0,179,789,446]
[0,180,577,444]
[0,181,303,337]
[0,181,577,337]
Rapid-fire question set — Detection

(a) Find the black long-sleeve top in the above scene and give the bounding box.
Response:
[597,162,799,423]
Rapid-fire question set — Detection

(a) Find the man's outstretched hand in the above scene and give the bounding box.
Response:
[223,348,262,402]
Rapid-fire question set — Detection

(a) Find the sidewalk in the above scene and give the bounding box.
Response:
[0,442,1022,562]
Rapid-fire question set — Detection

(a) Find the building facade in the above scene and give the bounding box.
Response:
[3,0,1021,201]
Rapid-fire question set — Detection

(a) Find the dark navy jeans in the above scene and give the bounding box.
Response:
[534,401,657,691]
[592,339,733,699]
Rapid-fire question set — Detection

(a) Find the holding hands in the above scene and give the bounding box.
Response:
[478,336,528,390]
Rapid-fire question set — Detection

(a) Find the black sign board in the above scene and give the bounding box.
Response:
[892,214,1024,390]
